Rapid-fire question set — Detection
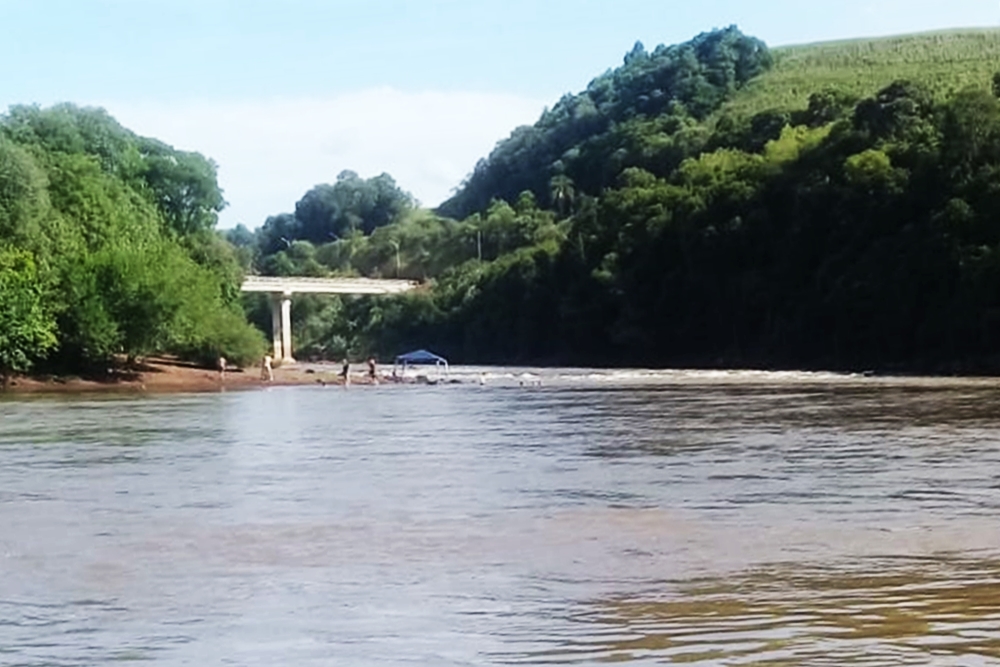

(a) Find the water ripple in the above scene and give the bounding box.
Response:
[4,371,1000,664]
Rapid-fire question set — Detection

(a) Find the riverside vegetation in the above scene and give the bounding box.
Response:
[0,104,265,382]
[7,26,1000,378]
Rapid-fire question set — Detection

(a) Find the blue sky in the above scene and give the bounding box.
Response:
[2,0,998,227]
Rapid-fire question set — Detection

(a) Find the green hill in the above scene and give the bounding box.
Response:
[722,28,1000,117]
[246,26,1000,372]
[415,28,1000,370]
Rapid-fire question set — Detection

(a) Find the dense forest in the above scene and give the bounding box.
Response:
[0,104,264,380]
[9,27,1000,376]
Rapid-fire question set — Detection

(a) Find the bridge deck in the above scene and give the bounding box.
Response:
[241,276,418,295]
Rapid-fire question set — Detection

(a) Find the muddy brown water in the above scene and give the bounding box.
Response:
[3,369,1000,665]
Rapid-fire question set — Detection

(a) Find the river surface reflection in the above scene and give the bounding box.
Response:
[3,369,1000,665]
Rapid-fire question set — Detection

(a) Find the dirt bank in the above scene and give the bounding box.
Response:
[2,357,365,395]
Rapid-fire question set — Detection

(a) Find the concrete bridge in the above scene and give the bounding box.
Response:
[241,276,419,363]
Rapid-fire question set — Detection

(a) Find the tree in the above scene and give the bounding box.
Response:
[853,80,935,144]
[293,183,343,241]
[2,104,143,180]
[803,89,857,126]
[549,174,576,216]
[257,213,301,256]
[139,139,226,236]
[0,137,50,250]
[0,248,57,382]
[292,171,414,243]
[844,149,903,191]
[941,88,1000,179]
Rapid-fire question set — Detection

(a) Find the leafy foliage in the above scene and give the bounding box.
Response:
[257,170,414,255]
[139,138,226,235]
[0,103,264,376]
[0,247,57,379]
[0,137,51,249]
[437,26,772,220]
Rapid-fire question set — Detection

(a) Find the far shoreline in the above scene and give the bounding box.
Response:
[6,356,1000,397]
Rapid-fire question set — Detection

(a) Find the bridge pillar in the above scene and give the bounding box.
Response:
[269,293,295,363]
[270,297,283,361]
[280,292,294,364]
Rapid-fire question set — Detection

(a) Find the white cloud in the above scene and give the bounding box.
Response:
[105,89,548,228]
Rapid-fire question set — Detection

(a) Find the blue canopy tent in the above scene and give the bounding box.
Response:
[393,349,449,377]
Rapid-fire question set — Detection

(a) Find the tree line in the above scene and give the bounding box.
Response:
[10,27,1000,376]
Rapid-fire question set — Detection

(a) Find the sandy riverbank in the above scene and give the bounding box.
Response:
[2,357,367,395]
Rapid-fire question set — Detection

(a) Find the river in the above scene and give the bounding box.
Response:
[2,368,1000,665]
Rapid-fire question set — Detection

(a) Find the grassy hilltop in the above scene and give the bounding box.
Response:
[723,28,1000,116]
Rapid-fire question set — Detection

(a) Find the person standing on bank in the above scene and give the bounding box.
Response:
[367,357,378,385]
[261,354,273,382]
[340,358,351,387]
